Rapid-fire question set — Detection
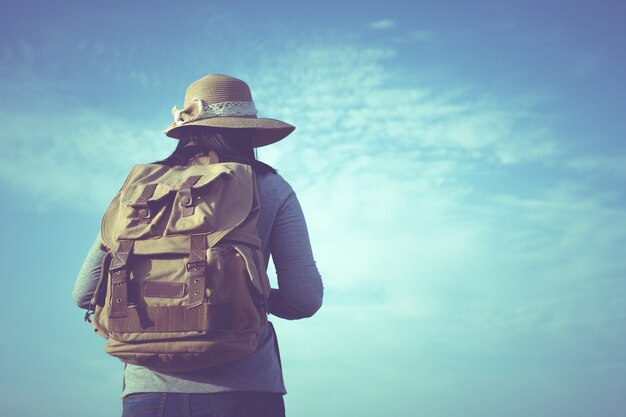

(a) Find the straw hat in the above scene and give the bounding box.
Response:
[164,74,295,147]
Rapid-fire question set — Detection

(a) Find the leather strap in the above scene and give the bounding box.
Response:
[109,240,134,318]
[187,235,207,308]
[132,183,158,222]
[108,303,233,333]
[94,251,113,307]
[179,175,202,217]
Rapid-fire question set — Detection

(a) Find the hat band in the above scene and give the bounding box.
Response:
[173,99,258,126]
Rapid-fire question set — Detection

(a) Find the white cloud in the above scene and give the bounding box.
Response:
[369,19,396,30]
[567,154,626,179]
[409,29,435,41]
[251,46,558,173]
[392,29,436,44]
[0,106,173,211]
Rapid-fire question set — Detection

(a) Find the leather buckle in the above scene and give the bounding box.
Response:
[186,261,205,272]
[109,264,125,273]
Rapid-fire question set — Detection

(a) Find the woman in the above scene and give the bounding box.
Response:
[72,74,323,417]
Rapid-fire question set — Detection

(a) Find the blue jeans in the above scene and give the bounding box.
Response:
[121,392,286,417]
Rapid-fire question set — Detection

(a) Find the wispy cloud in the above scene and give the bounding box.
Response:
[567,154,626,175]
[408,29,435,41]
[0,104,172,211]
[252,46,557,173]
[369,19,396,30]
[394,29,436,43]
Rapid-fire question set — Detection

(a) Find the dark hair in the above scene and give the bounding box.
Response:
[156,127,277,175]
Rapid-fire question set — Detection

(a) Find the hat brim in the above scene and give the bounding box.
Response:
[164,116,295,147]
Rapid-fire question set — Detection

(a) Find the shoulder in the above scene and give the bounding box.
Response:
[254,170,294,202]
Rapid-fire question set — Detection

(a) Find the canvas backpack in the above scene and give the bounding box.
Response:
[86,161,271,372]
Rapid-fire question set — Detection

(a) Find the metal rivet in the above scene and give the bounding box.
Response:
[182,196,192,205]
[115,271,121,274]
[116,298,122,303]
[138,208,149,218]
[194,278,200,283]
[194,290,200,295]
[116,283,122,287]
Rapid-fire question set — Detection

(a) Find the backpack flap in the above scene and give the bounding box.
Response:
[101,162,257,254]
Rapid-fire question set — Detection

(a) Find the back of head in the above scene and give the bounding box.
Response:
[158,126,277,175]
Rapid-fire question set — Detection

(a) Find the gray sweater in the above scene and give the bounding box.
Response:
[72,170,323,397]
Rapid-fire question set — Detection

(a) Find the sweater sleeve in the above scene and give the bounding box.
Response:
[72,232,106,309]
[267,178,323,320]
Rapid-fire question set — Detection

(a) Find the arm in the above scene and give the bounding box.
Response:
[268,179,323,320]
[72,232,106,309]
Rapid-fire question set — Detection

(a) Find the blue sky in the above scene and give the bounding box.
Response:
[1,1,625,416]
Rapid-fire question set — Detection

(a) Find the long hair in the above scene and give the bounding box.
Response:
[156,127,277,174]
